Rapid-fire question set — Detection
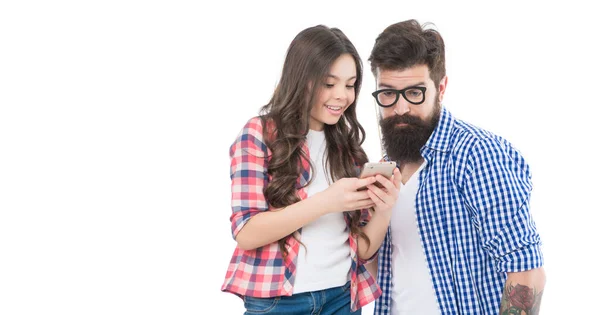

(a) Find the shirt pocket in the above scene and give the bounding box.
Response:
[243,296,280,314]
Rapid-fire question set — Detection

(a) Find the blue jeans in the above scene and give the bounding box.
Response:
[243,281,361,315]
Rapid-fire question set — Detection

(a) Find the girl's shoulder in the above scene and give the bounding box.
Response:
[230,116,274,157]
[237,116,277,138]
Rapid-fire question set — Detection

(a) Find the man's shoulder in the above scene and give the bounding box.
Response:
[446,117,529,171]
[450,117,512,152]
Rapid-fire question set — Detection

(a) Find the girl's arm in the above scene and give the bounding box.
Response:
[357,168,402,260]
[235,176,378,251]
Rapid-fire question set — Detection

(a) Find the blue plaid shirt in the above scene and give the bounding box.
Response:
[374,107,543,315]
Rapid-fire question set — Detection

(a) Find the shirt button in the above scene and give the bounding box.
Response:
[383,305,388,310]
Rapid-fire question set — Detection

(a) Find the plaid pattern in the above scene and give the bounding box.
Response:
[221,117,381,312]
[374,108,543,314]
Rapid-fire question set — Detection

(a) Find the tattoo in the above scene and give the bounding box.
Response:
[500,282,543,315]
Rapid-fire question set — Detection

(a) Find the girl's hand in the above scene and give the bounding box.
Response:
[365,167,402,216]
[319,176,378,213]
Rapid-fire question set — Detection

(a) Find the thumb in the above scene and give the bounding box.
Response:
[392,167,402,189]
[355,176,376,189]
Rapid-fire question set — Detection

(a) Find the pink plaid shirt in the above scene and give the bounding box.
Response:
[221,117,381,311]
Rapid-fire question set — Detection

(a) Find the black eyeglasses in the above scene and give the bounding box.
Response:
[371,86,427,107]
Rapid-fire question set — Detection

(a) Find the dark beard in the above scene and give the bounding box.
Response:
[380,105,440,164]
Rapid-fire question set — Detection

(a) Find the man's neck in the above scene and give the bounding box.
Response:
[398,158,425,185]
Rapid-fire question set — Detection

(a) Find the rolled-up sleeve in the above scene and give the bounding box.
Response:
[463,137,543,273]
[229,117,270,239]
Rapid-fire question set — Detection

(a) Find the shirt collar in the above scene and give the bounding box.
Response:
[422,106,454,154]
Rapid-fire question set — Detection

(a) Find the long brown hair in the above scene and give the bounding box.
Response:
[259,25,369,257]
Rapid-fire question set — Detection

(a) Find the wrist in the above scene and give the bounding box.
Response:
[371,208,393,221]
[310,191,333,215]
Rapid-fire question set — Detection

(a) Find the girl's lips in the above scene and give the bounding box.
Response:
[325,105,344,116]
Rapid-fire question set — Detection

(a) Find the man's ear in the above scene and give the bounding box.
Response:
[438,75,448,103]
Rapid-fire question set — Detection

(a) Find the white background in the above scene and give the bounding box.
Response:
[1,1,598,314]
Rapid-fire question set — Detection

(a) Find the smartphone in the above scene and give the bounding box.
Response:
[358,161,397,190]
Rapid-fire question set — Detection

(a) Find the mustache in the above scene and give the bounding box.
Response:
[380,114,428,129]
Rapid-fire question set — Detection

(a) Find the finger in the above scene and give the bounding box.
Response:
[348,190,372,201]
[368,182,399,208]
[374,174,395,192]
[392,167,402,189]
[366,184,387,201]
[366,189,385,207]
[350,199,376,210]
[355,176,377,190]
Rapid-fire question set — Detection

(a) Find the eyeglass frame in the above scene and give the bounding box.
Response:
[371,86,427,107]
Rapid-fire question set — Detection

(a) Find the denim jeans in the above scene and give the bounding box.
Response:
[243,281,361,315]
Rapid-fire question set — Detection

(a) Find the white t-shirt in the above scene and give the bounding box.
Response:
[390,162,440,315]
[293,129,351,294]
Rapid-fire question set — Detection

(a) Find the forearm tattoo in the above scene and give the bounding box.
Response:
[500,282,543,315]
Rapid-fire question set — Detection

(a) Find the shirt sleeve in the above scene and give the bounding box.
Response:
[229,117,270,239]
[462,136,543,273]
[358,245,379,266]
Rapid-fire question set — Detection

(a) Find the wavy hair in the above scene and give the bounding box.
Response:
[259,25,369,257]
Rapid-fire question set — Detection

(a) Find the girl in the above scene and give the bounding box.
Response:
[221,25,402,315]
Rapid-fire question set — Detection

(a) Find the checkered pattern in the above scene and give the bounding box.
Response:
[221,117,381,312]
[374,108,543,314]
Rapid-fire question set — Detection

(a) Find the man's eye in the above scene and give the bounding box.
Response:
[346,85,355,89]
[407,90,422,97]
[382,91,395,97]
[325,84,334,88]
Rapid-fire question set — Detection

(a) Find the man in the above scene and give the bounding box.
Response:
[367,20,545,315]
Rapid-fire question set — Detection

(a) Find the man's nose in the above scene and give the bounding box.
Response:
[393,98,410,115]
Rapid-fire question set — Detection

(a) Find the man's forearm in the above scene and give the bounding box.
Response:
[499,268,546,315]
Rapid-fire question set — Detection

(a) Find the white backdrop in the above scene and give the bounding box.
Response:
[1,1,598,314]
